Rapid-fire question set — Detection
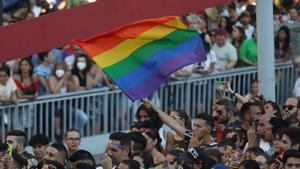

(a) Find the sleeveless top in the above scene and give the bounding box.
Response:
[72,71,87,87]
[14,76,38,95]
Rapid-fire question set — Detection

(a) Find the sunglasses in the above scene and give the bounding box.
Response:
[282,105,296,110]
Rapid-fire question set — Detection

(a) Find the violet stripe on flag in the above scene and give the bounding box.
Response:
[125,49,205,101]
[111,35,203,90]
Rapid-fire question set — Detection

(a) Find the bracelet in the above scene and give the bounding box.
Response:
[231,91,236,97]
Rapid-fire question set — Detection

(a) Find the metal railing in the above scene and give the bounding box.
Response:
[0,61,296,142]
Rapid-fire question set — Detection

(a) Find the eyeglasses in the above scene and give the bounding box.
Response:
[282,105,296,110]
[66,137,80,142]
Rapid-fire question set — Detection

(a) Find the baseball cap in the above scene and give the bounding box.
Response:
[184,147,210,164]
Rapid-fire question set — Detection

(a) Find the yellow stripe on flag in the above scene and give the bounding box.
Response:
[93,18,187,68]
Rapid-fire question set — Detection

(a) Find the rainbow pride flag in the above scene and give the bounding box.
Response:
[73,16,206,101]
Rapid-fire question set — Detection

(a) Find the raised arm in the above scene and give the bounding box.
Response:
[144,101,187,138]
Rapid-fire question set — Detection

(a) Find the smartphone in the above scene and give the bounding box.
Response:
[215,81,225,90]
[252,120,259,132]
[7,144,12,157]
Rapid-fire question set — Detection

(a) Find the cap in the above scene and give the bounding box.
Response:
[184,147,209,164]
[214,28,227,37]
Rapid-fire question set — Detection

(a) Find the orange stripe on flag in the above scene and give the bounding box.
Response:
[74,16,178,57]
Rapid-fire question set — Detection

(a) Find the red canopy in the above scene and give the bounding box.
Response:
[0,0,231,62]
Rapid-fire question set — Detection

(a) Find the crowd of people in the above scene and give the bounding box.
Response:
[0,0,299,102]
[0,0,300,169]
[94,84,300,169]
[0,129,96,169]
[0,93,299,169]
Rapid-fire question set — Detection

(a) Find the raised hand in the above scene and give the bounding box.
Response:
[102,153,113,169]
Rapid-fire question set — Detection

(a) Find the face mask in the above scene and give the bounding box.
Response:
[55,69,65,78]
[77,62,87,70]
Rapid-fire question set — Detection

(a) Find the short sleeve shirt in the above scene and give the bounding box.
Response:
[0,77,17,99]
[212,42,238,69]
[239,38,257,65]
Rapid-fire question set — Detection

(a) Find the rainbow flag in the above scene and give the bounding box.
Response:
[73,16,206,101]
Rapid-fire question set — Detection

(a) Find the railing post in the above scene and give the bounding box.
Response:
[256,0,276,101]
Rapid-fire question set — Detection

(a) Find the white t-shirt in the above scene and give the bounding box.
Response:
[243,139,272,153]
[235,22,255,39]
[0,77,17,99]
[171,63,197,78]
[199,50,217,71]
[293,77,300,96]
[212,42,237,70]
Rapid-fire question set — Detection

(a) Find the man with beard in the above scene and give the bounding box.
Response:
[44,143,68,166]
[282,97,300,127]
[246,114,288,156]
[102,132,130,169]
[212,99,239,142]
[5,130,38,169]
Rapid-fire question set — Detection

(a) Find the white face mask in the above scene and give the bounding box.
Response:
[77,62,87,70]
[55,69,65,78]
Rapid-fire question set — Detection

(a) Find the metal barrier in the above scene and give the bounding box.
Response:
[0,61,296,142]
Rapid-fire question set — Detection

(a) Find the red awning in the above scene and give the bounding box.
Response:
[0,0,231,62]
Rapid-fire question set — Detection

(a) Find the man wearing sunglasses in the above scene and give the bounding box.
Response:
[282,97,299,126]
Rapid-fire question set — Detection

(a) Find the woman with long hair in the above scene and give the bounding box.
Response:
[13,58,39,99]
[275,26,292,62]
[71,53,92,91]
[218,16,233,34]
[231,25,246,54]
